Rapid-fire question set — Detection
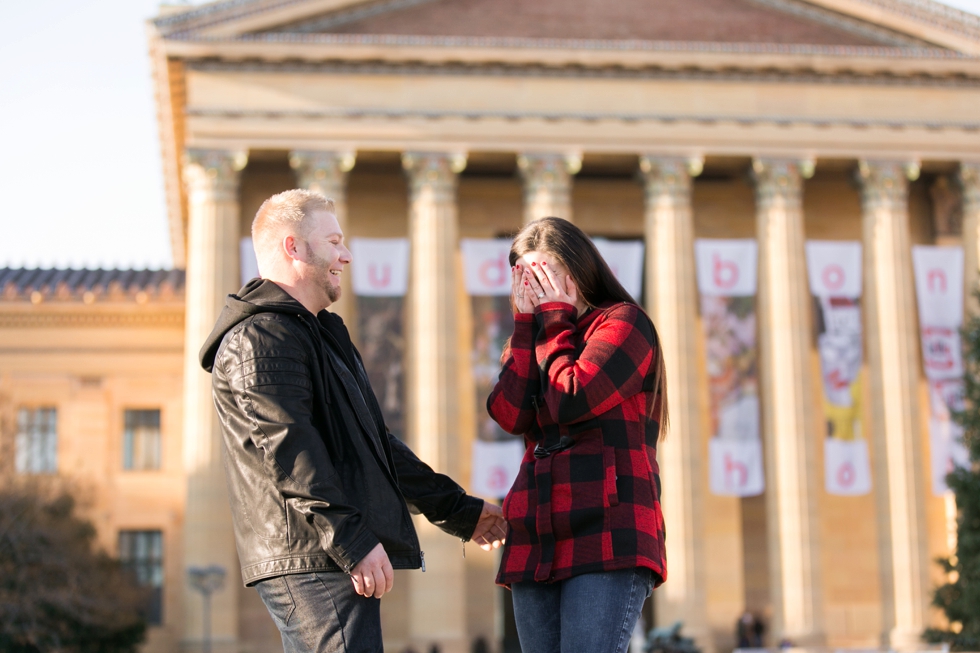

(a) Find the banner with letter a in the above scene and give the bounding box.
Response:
[461,239,526,499]
[912,246,969,495]
[695,239,764,497]
[806,241,871,496]
[350,238,410,439]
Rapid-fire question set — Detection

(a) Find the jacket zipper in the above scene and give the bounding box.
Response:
[420,550,426,572]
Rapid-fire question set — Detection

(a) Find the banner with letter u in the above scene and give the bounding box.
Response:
[806,241,871,496]
[912,246,969,495]
[350,238,410,439]
[695,239,764,497]
[460,239,525,499]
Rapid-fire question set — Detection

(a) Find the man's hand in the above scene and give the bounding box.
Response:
[470,502,507,551]
[350,543,394,599]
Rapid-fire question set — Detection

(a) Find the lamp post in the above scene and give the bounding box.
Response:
[187,565,226,653]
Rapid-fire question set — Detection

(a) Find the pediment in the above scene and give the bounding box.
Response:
[155,0,980,54]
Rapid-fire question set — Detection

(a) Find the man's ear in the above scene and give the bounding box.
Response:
[283,234,302,262]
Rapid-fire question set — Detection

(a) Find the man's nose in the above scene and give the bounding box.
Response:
[341,245,353,264]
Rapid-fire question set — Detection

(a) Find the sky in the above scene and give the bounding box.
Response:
[1,0,979,271]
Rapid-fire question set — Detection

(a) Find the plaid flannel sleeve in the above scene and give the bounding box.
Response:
[535,302,655,425]
[487,313,540,435]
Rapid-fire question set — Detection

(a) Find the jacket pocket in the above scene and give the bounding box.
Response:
[603,444,620,507]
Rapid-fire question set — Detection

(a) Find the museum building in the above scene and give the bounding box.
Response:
[3,0,980,651]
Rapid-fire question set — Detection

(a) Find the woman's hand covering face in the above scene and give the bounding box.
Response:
[511,251,578,314]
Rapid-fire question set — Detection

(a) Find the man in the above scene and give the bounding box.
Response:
[200,189,507,652]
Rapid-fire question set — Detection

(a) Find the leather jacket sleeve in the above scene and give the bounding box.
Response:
[386,433,484,540]
[221,317,380,572]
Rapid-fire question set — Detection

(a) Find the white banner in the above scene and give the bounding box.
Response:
[825,438,872,496]
[461,239,512,296]
[593,239,645,301]
[913,245,967,494]
[471,439,526,499]
[708,438,765,497]
[350,238,410,297]
[806,240,862,299]
[913,246,963,329]
[240,237,260,286]
[695,239,758,296]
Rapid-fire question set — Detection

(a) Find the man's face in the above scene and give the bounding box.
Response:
[302,210,351,307]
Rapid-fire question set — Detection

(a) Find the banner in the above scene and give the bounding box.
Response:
[696,239,764,497]
[463,239,524,498]
[350,238,410,297]
[912,246,968,495]
[806,241,871,496]
[593,239,645,301]
[351,238,410,439]
[240,237,259,286]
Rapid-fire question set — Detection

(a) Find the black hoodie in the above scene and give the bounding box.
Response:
[201,279,483,586]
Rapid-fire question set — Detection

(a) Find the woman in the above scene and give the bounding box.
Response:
[488,217,668,653]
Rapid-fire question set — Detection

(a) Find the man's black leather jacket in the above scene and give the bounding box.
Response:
[200,279,484,586]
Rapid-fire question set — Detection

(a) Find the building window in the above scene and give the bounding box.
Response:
[118,530,164,625]
[123,409,161,471]
[15,407,57,473]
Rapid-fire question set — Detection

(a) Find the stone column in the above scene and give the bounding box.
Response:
[639,156,711,651]
[752,158,825,646]
[181,148,247,651]
[961,163,980,314]
[290,150,357,323]
[858,160,930,650]
[402,151,469,653]
[517,152,581,223]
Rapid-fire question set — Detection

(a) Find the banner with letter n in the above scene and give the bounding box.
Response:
[460,238,525,499]
[806,240,871,496]
[350,238,410,440]
[695,239,764,497]
[912,245,969,495]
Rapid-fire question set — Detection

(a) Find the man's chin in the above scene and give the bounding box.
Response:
[326,285,342,305]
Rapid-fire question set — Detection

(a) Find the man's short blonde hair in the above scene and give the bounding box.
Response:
[251,190,336,273]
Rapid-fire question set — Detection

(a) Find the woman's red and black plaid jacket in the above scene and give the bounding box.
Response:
[488,300,667,587]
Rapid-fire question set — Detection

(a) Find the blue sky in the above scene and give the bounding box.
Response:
[1,0,979,270]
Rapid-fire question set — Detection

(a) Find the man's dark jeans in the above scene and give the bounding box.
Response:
[255,572,382,653]
[511,567,654,653]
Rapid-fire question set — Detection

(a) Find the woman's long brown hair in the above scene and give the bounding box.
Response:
[509,217,669,441]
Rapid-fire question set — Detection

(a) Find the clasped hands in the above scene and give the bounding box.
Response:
[350,502,507,599]
[511,256,578,315]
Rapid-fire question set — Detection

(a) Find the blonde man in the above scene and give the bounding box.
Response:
[200,190,506,652]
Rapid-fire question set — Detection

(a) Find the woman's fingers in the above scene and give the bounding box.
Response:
[524,269,545,305]
[538,261,567,300]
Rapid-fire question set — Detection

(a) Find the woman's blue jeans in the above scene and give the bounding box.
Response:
[511,568,654,653]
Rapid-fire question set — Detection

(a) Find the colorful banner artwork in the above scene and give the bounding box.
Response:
[462,238,525,499]
[912,245,969,495]
[806,240,871,496]
[351,238,410,440]
[593,239,645,301]
[695,239,764,497]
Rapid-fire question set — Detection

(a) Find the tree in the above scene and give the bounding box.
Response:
[0,483,147,653]
[924,306,980,650]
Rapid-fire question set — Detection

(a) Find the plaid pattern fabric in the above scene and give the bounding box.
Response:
[489,301,666,587]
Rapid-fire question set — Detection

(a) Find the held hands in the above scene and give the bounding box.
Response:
[511,257,578,315]
[470,502,508,551]
[350,543,394,599]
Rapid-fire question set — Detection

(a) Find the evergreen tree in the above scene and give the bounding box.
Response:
[924,306,980,650]
[0,484,147,653]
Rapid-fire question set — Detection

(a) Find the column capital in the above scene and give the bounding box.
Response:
[182,148,248,199]
[639,156,697,204]
[751,158,812,208]
[289,150,356,196]
[518,152,579,223]
[960,161,980,207]
[857,160,919,211]
[402,152,467,198]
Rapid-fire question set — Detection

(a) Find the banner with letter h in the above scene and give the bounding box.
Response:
[695,239,764,497]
